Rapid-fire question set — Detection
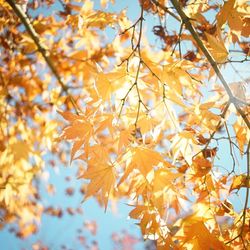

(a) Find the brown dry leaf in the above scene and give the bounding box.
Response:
[192,156,212,177]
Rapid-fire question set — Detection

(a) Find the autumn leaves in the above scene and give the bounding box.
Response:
[2,0,250,247]
[57,0,250,248]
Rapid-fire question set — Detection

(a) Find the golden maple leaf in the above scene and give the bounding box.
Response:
[81,163,116,211]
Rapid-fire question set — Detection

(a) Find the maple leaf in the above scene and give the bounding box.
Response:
[119,147,165,184]
[95,72,113,101]
[100,0,110,8]
[162,61,194,96]
[153,169,182,197]
[81,163,116,210]
[57,110,79,122]
[10,141,30,162]
[233,119,248,154]
[189,101,221,131]
[129,204,169,240]
[175,215,226,250]
[217,0,243,39]
[230,174,250,192]
[84,11,118,30]
[20,35,37,54]
[205,33,228,63]
[191,156,212,177]
[117,128,134,153]
[59,111,94,161]
[95,114,115,135]
[61,120,93,141]
[171,130,200,165]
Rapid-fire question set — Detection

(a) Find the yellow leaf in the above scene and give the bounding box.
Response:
[153,169,181,196]
[117,128,134,153]
[129,204,169,240]
[21,36,37,54]
[85,11,118,29]
[61,120,93,140]
[230,174,249,192]
[58,110,80,122]
[95,73,113,100]
[175,216,226,250]
[10,141,30,162]
[82,163,116,210]
[217,0,243,39]
[120,147,164,181]
[100,0,115,8]
[171,130,200,165]
[233,120,247,154]
[205,33,228,63]
[70,139,84,163]
[95,114,114,135]
[217,0,236,27]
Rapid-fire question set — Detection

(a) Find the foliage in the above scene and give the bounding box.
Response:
[1,0,250,249]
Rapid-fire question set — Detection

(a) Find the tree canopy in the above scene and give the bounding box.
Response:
[1,0,250,249]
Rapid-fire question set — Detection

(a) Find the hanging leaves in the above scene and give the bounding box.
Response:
[81,162,116,210]
[1,0,250,248]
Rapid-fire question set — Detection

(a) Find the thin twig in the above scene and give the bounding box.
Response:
[225,140,250,247]
[214,136,243,153]
[224,121,236,174]
[117,2,148,126]
[192,102,230,159]
[151,0,181,22]
[171,22,183,58]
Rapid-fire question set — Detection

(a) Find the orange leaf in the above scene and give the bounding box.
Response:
[58,110,79,122]
[119,147,164,184]
[82,163,116,211]
[205,33,228,63]
[192,156,212,177]
[230,174,249,192]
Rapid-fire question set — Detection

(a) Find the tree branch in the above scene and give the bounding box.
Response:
[6,0,80,114]
[151,0,181,22]
[169,0,250,130]
[225,140,250,247]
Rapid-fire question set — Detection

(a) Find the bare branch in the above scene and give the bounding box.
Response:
[151,0,181,22]
[117,2,148,126]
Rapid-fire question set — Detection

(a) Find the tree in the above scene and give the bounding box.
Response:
[1,0,250,249]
